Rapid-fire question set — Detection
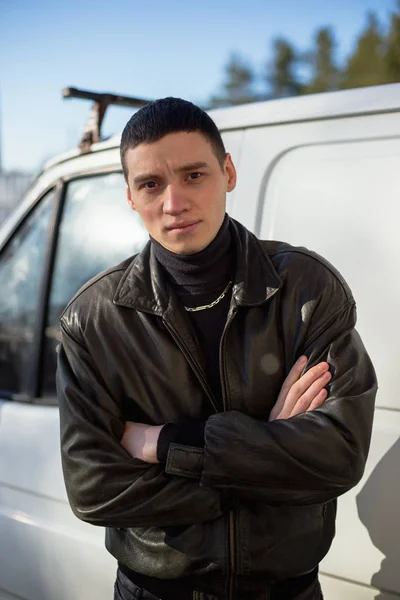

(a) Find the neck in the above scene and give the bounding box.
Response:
[151,214,233,295]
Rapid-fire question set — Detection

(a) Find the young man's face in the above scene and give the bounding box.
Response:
[125,131,236,254]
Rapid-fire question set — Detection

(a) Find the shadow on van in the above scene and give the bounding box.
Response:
[357,436,400,599]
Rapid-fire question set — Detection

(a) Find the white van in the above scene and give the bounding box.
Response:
[1,83,399,600]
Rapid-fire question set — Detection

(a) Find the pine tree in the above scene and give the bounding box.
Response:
[304,27,339,94]
[341,13,387,89]
[267,38,302,98]
[386,0,400,83]
[209,53,257,108]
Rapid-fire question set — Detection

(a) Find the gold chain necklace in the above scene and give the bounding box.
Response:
[184,281,233,313]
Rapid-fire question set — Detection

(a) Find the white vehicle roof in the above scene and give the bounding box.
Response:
[44,83,400,171]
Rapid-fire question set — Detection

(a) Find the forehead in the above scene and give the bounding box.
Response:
[124,131,217,173]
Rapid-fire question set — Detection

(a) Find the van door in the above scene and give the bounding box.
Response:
[259,136,400,599]
[0,170,148,600]
[0,187,59,600]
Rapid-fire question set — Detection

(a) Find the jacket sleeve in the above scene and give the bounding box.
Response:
[57,321,225,528]
[165,301,377,505]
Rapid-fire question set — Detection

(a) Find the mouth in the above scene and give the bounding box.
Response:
[165,220,201,232]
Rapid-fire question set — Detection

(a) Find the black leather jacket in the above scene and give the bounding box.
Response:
[57,218,377,596]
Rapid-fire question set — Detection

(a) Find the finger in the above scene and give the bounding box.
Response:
[282,355,308,392]
[306,388,328,412]
[289,372,331,417]
[279,365,330,419]
[271,356,308,420]
[289,362,330,399]
[300,371,332,405]
[272,359,330,421]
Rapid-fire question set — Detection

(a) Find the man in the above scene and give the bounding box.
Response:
[57,97,377,600]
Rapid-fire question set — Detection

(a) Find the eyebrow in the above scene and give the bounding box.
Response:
[174,161,210,173]
[133,162,210,186]
[133,173,161,186]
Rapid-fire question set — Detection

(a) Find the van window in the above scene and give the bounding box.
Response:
[41,172,148,398]
[259,137,400,410]
[0,188,57,397]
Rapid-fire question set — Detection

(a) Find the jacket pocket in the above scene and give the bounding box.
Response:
[236,501,336,579]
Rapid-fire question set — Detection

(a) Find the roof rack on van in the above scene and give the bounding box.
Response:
[62,86,151,153]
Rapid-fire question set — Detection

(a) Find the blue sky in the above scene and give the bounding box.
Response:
[0,0,397,172]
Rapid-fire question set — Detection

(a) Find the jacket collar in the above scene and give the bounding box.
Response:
[113,217,282,314]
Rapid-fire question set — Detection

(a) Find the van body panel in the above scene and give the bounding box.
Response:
[209,83,400,130]
[258,135,400,411]
[0,401,115,600]
[252,120,400,597]
[229,112,400,233]
[320,573,400,600]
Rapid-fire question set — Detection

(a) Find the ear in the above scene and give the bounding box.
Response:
[126,186,136,212]
[224,153,237,193]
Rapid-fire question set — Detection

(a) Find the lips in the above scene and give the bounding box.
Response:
[166,220,200,231]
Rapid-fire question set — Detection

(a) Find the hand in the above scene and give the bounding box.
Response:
[121,422,164,463]
[269,356,331,421]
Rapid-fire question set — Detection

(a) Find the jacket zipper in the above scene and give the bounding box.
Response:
[219,306,238,600]
[165,304,239,599]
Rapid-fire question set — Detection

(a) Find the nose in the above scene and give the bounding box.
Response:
[163,184,189,215]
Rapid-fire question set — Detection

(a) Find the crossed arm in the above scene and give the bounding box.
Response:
[58,299,376,528]
[118,303,376,507]
[121,356,333,463]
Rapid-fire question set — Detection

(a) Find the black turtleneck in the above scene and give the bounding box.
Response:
[151,214,234,461]
[151,213,232,297]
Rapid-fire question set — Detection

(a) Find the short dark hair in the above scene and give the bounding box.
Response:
[120,97,226,180]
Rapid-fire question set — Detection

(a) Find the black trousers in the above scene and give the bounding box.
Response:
[114,568,324,600]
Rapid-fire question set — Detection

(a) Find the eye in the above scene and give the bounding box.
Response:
[140,181,158,190]
[187,172,202,181]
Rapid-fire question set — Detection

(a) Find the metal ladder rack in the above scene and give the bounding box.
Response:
[63,86,151,152]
